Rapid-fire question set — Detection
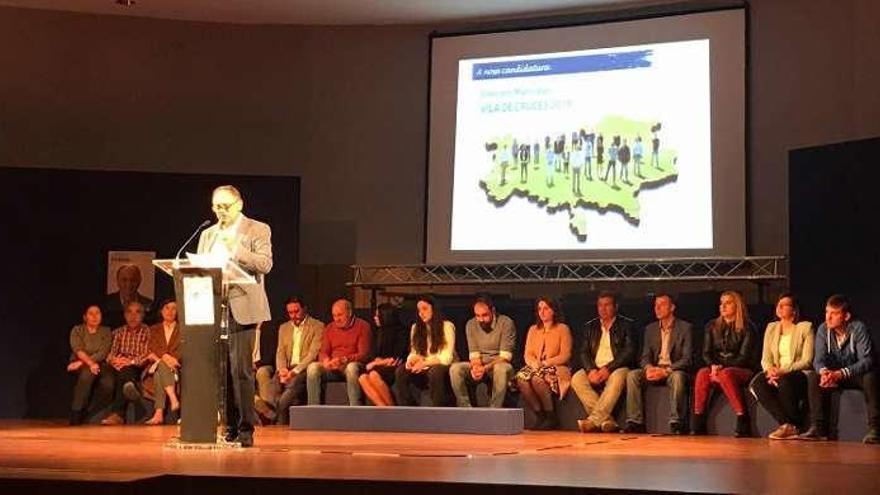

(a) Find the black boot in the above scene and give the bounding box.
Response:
[735,413,751,438]
[691,413,707,435]
[542,409,559,430]
[224,427,239,442]
[529,410,546,430]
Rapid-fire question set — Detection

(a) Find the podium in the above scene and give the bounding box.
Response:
[153,257,256,444]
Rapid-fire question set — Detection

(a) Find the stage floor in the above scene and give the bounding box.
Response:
[0,420,878,494]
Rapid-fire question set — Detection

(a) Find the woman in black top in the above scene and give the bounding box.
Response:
[359,303,409,406]
[692,290,757,437]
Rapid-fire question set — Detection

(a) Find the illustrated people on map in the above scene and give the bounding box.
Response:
[584,133,594,181]
[485,142,496,177]
[519,143,530,184]
[571,140,583,196]
[565,134,571,176]
[651,124,662,169]
[564,144,571,177]
[515,297,572,430]
[619,138,631,185]
[544,136,555,187]
[554,135,565,173]
[633,135,645,178]
[596,134,605,168]
[533,141,540,169]
[603,136,619,188]
[499,144,510,186]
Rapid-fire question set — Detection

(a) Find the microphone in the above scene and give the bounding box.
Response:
[175,219,212,262]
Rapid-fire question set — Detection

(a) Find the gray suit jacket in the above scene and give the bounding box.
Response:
[196,215,273,325]
[640,318,693,371]
[276,316,325,375]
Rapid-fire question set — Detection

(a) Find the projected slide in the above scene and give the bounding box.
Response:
[450,39,711,251]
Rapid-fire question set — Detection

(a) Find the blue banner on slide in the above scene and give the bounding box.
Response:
[472,50,652,80]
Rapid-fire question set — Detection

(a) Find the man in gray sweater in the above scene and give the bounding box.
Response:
[450,295,516,408]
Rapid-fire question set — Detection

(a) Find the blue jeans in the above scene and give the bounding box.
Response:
[626,368,688,426]
[306,361,363,405]
[449,362,514,408]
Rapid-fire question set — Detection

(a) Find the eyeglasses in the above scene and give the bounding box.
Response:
[211,200,240,212]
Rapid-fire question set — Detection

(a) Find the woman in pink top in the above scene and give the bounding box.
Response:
[515,297,573,430]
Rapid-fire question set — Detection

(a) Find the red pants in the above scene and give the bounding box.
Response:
[693,366,753,415]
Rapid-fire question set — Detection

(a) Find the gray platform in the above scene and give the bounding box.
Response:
[289,405,524,435]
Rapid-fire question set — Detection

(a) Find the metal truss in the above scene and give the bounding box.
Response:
[350,256,786,288]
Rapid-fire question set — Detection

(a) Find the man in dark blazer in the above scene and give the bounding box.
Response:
[197,185,273,447]
[623,293,693,434]
[571,291,637,432]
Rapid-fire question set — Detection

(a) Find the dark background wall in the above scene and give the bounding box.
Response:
[789,137,880,325]
[0,168,299,418]
[0,7,428,265]
[0,0,879,417]
[1,1,878,265]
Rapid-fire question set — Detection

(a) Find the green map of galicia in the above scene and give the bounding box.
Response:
[479,116,678,241]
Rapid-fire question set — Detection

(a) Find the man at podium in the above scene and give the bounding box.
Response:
[196,185,273,447]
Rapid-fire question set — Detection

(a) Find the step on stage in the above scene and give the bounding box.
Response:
[0,420,878,495]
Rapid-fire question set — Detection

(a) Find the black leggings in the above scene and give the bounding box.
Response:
[750,370,807,426]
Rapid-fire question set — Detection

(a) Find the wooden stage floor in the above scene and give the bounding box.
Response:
[1,420,878,494]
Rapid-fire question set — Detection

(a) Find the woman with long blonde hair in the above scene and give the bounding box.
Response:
[692,291,757,437]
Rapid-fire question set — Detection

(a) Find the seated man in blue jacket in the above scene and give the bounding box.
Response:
[800,294,878,443]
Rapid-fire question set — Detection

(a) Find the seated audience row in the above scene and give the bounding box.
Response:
[69,290,878,444]
[253,291,876,444]
[67,299,180,425]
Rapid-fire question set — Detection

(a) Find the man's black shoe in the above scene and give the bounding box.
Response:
[621,421,646,434]
[238,432,254,448]
[224,429,239,443]
[669,422,685,435]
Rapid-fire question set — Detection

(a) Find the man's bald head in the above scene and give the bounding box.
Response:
[331,299,353,327]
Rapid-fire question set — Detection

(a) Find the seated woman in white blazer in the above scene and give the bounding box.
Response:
[748,293,814,440]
